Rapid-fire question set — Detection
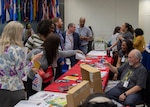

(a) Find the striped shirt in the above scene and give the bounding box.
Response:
[25,34,44,50]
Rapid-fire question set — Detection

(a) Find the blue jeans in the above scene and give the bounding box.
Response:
[81,45,88,54]
[106,85,143,106]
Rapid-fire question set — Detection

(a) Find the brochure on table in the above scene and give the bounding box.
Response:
[14,91,67,107]
[87,50,107,56]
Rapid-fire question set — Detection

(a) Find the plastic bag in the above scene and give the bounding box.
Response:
[32,74,43,91]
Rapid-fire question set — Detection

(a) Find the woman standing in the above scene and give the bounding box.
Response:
[0,21,42,107]
[108,23,134,51]
[26,33,83,98]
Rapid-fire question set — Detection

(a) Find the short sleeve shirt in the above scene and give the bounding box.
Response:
[76,26,92,46]
[117,31,133,50]
[117,62,147,90]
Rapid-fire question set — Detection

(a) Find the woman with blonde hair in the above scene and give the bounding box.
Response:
[0,21,42,107]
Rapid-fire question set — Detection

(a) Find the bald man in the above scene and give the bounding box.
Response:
[105,49,147,106]
[76,17,93,54]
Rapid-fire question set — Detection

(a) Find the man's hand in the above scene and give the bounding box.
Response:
[112,73,118,81]
[119,93,126,101]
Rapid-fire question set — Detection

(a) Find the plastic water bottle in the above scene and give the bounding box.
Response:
[99,56,105,68]
[100,56,105,64]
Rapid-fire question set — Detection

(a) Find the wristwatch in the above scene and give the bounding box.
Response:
[124,92,127,97]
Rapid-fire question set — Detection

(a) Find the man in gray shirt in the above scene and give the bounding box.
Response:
[76,17,93,54]
[105,49,147,106]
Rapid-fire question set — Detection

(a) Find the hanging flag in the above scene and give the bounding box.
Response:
[51,0,55,18]
[51,0,59,18]
[18,0,21,21]
[23,0,27,21]
[36,0,39,20]
[0,0,2,17]
[33,0,37,20]
[24,0,30,22]
[21,0,25,21]
[1,0,5,23]
[56,0,59,17]
[13,0,17,21]
[30,0,33,22]
[47,0,51,19]
[9,0,13,20]
[5,0,10,22]
[42,0,48,19]
[49,0,53,18]
[37,0,43,22]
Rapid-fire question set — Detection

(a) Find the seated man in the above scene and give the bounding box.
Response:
[105,49,147,106]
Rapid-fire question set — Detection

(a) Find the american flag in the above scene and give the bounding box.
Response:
[0,0,60,23]
[51,0,60,18]
[13,0,17,21]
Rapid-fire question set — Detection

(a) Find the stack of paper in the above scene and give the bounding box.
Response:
[15,91,67,107]
[87,51,107,56]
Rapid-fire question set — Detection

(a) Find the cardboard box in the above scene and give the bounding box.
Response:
[66,80,90,107]
[80,64,103,93]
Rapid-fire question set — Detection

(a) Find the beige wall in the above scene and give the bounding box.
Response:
[139,0,150,44]
[64,0,139,42]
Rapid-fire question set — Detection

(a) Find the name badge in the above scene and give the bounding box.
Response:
[121,56,125,62]
[123,81,129,88]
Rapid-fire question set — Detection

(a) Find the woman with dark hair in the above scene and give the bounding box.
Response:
[111,26,121,51]
[26,33,83,98]
[88,26,94,52]
[25,19,53,51]
[78,93,117,107]
[133,28,145,52]
[108,23,134,51]
[112,39,134,80]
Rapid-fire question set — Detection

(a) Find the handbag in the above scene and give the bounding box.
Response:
[32,74,43,91]
[38,66,54,83]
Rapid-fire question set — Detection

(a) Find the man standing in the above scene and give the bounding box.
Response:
[52,17,64,79]
[52,17,64,50]
[76,17,93,54]
[105,49,147,106]
[62,23,81,67]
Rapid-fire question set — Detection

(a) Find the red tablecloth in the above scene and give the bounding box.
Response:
[44,56,113,92]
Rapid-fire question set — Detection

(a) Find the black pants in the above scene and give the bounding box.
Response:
[26,77,51,99]
[26,77,37,99]
[0,89,25,107]
[55,64,62,80]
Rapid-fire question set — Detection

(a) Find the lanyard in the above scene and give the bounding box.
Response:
[122,69,134,81]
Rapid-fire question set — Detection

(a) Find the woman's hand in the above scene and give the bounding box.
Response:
[31,52,43,63]
[31,68,39,74]
[76,50,84,55]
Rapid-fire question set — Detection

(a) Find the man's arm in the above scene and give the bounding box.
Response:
[80,36,92,41]
[125,85,142,95]
[119,85,142,101]
[104,61,118,74]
